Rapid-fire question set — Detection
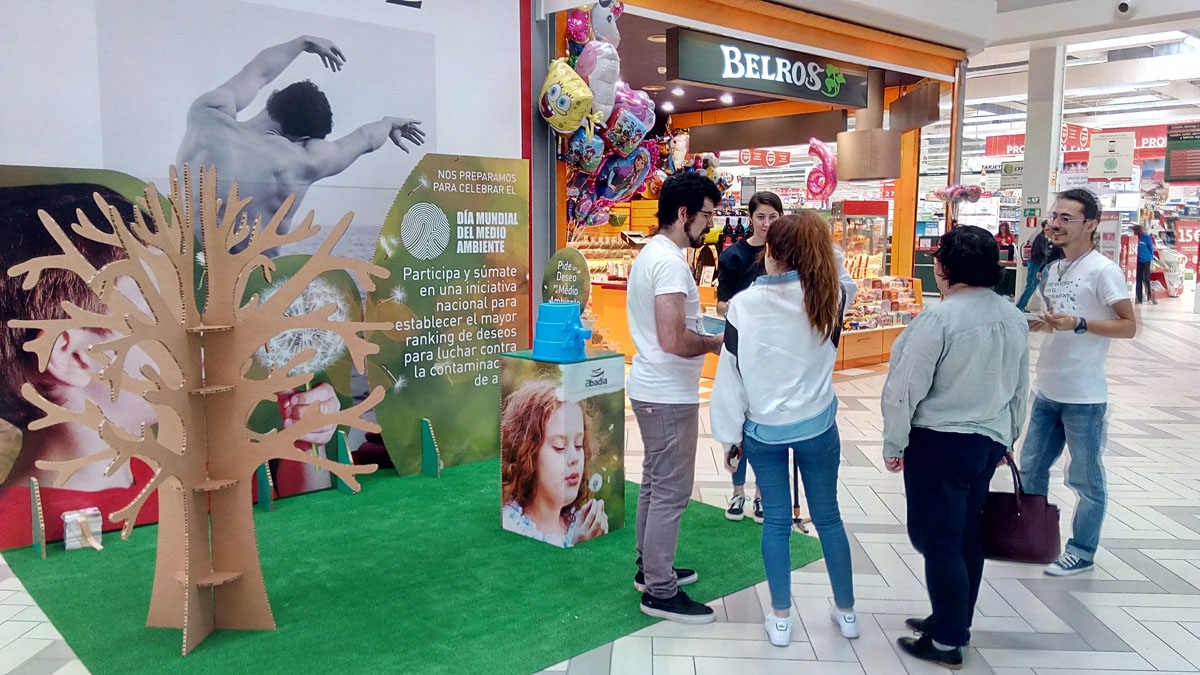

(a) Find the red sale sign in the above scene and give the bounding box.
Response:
[1175,220,1200,274]
[737,148,792,167]
[987,124,1176,161]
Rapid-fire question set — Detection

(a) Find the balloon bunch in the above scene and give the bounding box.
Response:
[806,137,837,205]
[542,2,672,235]
[933,184,983,204]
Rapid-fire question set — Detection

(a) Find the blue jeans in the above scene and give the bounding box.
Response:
[743,424,854,611]
[1015,261,1043,312]
[1019,395,1108,561]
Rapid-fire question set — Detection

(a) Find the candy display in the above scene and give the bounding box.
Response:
[842,277,922,333]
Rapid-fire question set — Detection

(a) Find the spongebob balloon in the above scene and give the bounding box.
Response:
[539,59,602,136]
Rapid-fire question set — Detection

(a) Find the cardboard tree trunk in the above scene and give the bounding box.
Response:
[8,165,391,655]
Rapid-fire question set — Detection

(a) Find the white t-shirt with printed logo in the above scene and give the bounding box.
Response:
[1035,249,1129,404]
[626,234,705,404]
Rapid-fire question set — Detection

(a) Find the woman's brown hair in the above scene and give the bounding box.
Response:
[764,212,842,340]
[500,379,592,512]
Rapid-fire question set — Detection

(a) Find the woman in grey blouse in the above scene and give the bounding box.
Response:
[881,225,1030,670]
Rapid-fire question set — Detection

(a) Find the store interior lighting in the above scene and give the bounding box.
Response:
[672,86,685,96]
[719,93,734,104]
[1066,31,1189,53]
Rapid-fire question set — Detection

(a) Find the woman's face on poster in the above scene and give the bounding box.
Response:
[536,402,585,508]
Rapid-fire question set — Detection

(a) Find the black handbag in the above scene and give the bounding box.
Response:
[980,453,1062,564]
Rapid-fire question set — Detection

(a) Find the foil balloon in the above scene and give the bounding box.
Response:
[806,137,837,203]
[565,7,591,44]
[965,184,983,203]
[642,169,667,199]
[665,130,690,174]
[561,126,606,173]
[603,83,655,157]
[575,41,620,120]
[587,0,624,47]
[539,59,602,136]
[594,145,654,203]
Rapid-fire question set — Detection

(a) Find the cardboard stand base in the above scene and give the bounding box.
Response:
[420,419,442,478]
[29,478,46,560]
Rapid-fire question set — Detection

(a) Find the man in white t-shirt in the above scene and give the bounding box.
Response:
[1021,188,1136,577]
[627,172,724,624]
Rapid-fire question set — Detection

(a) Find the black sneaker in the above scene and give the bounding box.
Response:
[897,635,963,670]
[726,494,746,521]
[640,590,716,624]
[752,496,764,524]
[905,617,970,644]
[634,568,698,593]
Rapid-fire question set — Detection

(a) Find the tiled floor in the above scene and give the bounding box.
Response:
[3,289,1199,675]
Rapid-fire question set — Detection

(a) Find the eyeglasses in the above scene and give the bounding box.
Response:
[1047,213,1090,225]
[697,210,714,220]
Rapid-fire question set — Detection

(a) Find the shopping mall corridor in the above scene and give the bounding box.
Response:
[2,296,1200,675]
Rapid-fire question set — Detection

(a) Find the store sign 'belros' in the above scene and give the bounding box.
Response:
[666,27,868,108]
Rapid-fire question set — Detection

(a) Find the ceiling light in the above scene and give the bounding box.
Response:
[660,101,675,112]
[657,65,667,75]
[696,97,717,103]
[672,86,685,96]
[719,93,734,104]
[1064,96,1200,115]
[643,85,666,92]
[1067,31,1187,53]
[646,34,667,43]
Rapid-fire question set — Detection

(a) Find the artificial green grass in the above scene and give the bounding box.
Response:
[7,459,822,675]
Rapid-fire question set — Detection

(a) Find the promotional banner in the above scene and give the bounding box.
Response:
[499,352,625,548]
[366,155,530,475]
[0,0,525,548]
[1088,132,1136,182]
[737,148,792,167]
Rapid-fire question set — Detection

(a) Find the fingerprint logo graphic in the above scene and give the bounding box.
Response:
[400,203,450,260]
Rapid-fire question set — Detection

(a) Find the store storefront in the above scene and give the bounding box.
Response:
[540,0,964,376]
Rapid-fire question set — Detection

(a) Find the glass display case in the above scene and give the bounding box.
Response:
[831,200,889,279]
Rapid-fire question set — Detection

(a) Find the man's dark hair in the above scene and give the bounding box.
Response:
[933,225,1003,288]
[266,80,333,140]
[656,172,721,229]
[747,191,783,216]
[1056,188,1100,221]
[0,184,138,427]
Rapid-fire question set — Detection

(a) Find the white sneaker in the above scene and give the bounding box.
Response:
[830,606,860,639]
[764,613,792,647]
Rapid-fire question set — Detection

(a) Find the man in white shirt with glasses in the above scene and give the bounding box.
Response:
[1021,188,1136,576]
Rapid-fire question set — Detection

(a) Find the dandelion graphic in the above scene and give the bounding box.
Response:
[388,285,408,304]
[379,235,397,259]
[376,362,407,393]
[589,473,604,492]
[254,277,350,376]
[407,174,431,196]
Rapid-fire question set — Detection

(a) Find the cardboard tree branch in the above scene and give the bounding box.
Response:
[7,165,391,655]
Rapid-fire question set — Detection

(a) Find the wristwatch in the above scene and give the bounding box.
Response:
[1073,317,1088,334]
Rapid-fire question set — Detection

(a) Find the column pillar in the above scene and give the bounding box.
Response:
[1016,45,1065,297]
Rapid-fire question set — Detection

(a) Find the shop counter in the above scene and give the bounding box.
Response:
[587,281,916,375]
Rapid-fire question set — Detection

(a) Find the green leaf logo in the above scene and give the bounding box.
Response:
[823,65,846,98]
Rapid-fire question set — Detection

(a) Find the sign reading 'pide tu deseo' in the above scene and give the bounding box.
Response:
[666,27,867,108]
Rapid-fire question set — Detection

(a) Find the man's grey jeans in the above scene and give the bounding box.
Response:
[632,399,699,599]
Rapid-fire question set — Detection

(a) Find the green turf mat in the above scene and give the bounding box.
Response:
[6,459,822,675]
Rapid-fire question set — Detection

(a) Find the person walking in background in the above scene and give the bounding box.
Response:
[1015,220,1063,312]
[626,172,724,624]
[1132,224,1158,305]
[994,222,1016,262]
[716,191,783,524]
[881,225,1030,669]
[710,212,861,647]
[1023,189,1136,577]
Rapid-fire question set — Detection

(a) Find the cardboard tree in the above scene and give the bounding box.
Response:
[8,165,391,655]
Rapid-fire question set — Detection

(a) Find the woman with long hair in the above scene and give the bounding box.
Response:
[995,222,1016,262]
[501,380,608,547]
[710,212,861,646]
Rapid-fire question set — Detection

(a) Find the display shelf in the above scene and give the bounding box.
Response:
[832,201,889,280]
